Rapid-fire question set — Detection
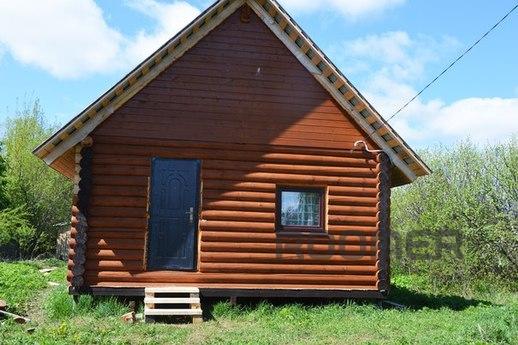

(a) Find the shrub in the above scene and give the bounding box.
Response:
[1,100,72,258]
[391,139,518,291]
[0,207,37,258]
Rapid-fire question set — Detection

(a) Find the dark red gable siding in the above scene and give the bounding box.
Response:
[94,8,375,149]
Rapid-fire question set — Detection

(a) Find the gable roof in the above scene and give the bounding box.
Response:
[34,0,430,184]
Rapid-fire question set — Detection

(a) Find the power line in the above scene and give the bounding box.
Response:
[383,1,518,125]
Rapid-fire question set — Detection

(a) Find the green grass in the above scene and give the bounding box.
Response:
[0,260,517,344]
[44,285,129,320]
[0,260,66,314]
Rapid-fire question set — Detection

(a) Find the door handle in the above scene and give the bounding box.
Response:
[186,207,194,223]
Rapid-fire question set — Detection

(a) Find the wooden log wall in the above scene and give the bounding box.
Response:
[80,138,388,290]
[68,140,93,287]
[73,9,391,291]
[376,153,392,293]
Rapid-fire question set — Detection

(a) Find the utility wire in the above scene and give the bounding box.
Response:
[383,1,518,125]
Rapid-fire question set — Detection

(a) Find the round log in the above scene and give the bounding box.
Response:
[200,242,377,255]
[200,262,377,275]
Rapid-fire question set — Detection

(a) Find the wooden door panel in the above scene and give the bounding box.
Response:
[147,158,200,270]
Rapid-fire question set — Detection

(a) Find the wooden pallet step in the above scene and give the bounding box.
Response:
[144,308,203,316]
[144,287,203,323]
[144,297,200,304]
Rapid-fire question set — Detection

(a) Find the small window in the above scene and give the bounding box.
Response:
[276,187,325,233]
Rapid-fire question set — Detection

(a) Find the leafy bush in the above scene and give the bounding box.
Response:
[0,100,72,258]
[392,139,518,290]
[0,207,37,258]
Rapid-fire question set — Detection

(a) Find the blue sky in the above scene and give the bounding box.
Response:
[0,0,517,148]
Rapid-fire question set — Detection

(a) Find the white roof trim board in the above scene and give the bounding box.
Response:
[34,0,430,182]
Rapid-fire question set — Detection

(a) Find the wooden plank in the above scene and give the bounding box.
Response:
[200,242,377,255]
[92,136,377,159]
[0,309,31,324]
[201,210,378,224]
[94,128,366,150]
[202,200,377,215]
[85,260,143,271]
[200,262,376,275]
[201,252,377,265]
[99,116,364,142]
[87,239,145,250]
[201,231,377,245]
[144,309,202,316]
[91,163,378,180]
[145,287,200,293]
[87,272,378,285]
[93,148,377,168]
[144,297,200,304]
[200,220,378,234]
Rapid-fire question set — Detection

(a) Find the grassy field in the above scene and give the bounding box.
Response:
[0,261,516,344]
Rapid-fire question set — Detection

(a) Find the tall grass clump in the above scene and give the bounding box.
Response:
[392,139,518,291]
[45,286,129,320]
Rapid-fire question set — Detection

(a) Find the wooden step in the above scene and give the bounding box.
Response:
[144,287,203,324]
[144,309,203,316]
[144,297,200,304]
[145,287,200,293]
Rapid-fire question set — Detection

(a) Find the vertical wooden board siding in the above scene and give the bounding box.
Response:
[85,7,384,289]
[51,148,75,179]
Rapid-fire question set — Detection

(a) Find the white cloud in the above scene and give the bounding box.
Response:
[340,31,458,82]
[428,98,518,143]
[382,94,518,146]
[335,31,518,146]
[0,0,200,79]
[279,0,406,18]
[124,0,200,65]
[0,0,124,79]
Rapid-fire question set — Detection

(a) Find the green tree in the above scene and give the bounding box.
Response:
[1,100,72,258]
[391,139,518,290]
[0,151,9,210]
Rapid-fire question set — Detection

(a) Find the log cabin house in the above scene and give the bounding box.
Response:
[34,0,430,301]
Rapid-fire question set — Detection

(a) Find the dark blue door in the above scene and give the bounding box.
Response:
[147,158,200,270]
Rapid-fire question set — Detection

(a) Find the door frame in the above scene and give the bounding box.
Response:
[145,157,202,272]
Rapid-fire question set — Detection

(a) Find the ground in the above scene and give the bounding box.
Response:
[0,261,516,344]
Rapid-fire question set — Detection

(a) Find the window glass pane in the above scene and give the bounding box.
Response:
[281,191,321,227]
